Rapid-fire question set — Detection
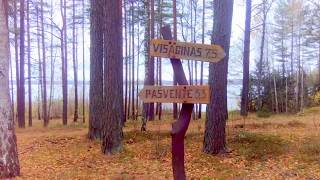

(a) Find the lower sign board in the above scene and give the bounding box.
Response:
[139,85,210,104]
[150,39,226,63]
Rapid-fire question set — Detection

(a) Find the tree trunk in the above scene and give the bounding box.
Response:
[131,1,135,119]
[203,0,234,154]
[88,0,104,140]
[199,0,205,119]
[124,0,128,123]
[9,42,14,123]
[148,0,155,121]
[48,0,55,120]
[62,0,68,125]
[273,68,279,113]
[240,0,251,116]
[36,5,43,121]
[300,65,304,111]
[18,0,26,128]
[285,76,288,113]
[158,0,163,121]
[136,17,140,120]
[172,0,178,120]
[257,1,267,110]
[13,0,19,123]
[82,0,86,123]
[297,28,301,112]
[127,33,131,119]
[193,1,198,120]
[318,42,320,85]
[40,0,48,127]
[101,0,123,154]
[0,0,20,176]
[27,0,32,126]
[72,0,78,123]
[142,0,154,130]
[290,22,294,76]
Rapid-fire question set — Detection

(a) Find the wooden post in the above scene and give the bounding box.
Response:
[161,25,193,180]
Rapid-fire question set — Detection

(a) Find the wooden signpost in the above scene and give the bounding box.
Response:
[140,25,225,180]
[139,85,210,104]
[150,39,225,63]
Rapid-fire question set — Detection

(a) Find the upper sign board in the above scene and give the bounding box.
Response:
[150,39,226,63]
[139,85,210,104]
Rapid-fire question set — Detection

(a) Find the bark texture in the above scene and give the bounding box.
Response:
[0,0,20,177]
[88,0,104,140]
[101,0,123,154]
[72,0,78,123]
[257,1,267,110]
[240,0,251,116]
[62,0,68,125]
[40,0,48,127]
[203,0,234,154]
[18,0,25,128]
[27,0,32,127]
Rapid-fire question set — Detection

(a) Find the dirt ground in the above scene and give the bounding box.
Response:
[15,107,320,179]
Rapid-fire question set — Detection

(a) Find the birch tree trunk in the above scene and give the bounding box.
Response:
[0,0,20,176]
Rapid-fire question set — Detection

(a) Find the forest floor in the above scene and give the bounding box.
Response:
[15,107,320,179]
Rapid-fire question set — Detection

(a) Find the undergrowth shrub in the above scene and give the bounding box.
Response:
[299,137,320,163]
[256,106,272,118]
[256,110,272,118]
[230,131,288,160]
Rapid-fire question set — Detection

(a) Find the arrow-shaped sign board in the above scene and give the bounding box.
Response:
[150,39,226,63]
[139,85,210,104]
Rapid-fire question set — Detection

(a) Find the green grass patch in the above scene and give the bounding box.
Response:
[256,110,272,118]
[230,131,288,160]
[298,137,320,163]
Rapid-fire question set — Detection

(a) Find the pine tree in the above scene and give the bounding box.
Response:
[88,0,103,140]
[203,0,234,154]
[101,0,123,154]
[241,0,252,116]
[18,0,26,128]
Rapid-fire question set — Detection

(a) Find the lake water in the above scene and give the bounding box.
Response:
[9,80,241,111]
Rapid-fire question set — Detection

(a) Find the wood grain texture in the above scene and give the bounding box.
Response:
[139,85,210,104]
[150,39,225,63]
